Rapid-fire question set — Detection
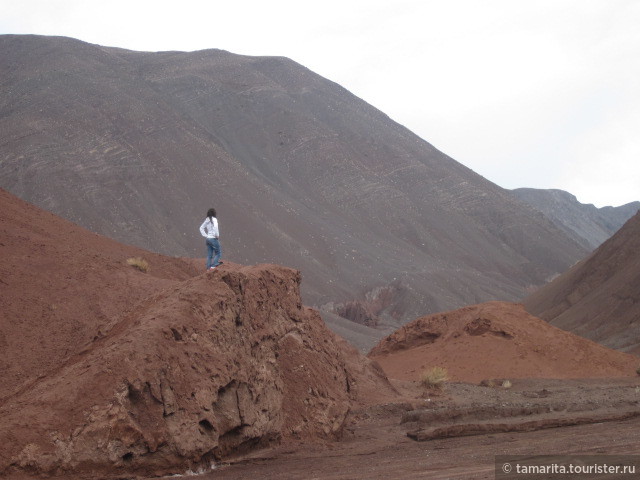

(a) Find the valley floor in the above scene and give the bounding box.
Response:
[173,378,640,480]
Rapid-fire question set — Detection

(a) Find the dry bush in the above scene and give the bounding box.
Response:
[480,378,512,388]
[126,257,149,273]
[420,366,448,389]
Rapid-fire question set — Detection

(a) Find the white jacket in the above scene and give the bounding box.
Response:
[199,217,219,239]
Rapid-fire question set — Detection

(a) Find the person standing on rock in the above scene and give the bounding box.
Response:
[200,208,223,270]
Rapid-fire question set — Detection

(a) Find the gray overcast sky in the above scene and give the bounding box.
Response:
[2,0,639,207]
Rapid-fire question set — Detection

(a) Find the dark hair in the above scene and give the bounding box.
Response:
[206,208,217,221]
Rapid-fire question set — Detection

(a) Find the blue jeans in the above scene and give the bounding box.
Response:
[205,237,222,269]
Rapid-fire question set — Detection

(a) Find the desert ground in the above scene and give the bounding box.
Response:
[158,378,640,480]
[6,378,639,480]
[1,188,639,480]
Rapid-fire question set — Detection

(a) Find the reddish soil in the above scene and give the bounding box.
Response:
[0,188,200,477]
[369,302,639,383]
[6,378,639,480]
[0,188,200,404]
[138,300,640,480]
[152,378,640,480]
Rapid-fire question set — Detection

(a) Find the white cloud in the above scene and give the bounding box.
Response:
[1,0,638,207]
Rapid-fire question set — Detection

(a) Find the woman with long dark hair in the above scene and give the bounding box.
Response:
[199,208,223,270]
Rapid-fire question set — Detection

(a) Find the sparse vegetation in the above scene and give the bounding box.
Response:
[480,378,512,389]
[420,366,448,389]
[126,257,149,273]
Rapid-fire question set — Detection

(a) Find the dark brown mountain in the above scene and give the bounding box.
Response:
[524,212,640,354]
[512,188,639,250]
[0,34,587,332]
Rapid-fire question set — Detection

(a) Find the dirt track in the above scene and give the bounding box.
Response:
[183,378,640,480]
[189,418,640,480]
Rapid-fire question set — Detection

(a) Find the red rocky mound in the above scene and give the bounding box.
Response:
[0,189,396,478]
[0,188,199,405]
[369,302,639,383]
[525,211,640,354]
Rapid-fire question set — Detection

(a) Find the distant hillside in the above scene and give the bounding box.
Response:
[512,188,639,250]
[524,212,640,354]
[0,34,587,329]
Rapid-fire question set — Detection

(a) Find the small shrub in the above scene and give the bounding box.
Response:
[126,257,149,273]
[480,378,512,388]
[420,366,448,389]
[636,365,640,376]
[480,378,496,388]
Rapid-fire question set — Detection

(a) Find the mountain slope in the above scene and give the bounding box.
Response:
[0,187,199,403]
[524,212,640,354]
[512,188,639,250]
[0,34,587,327]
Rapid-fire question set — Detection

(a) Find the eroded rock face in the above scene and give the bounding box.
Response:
[334,283,405,327]
[0,264,371,478]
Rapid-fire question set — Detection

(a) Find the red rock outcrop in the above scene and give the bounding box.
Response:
[0,264,394,478]
[0,189,397,478]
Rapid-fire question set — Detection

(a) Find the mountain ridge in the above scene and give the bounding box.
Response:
[512,188,639,250]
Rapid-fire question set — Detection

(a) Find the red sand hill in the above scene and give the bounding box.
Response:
[369,302,639,383]
[0,189,396,478]
[0,189,200,403]
[525,211,640,354]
